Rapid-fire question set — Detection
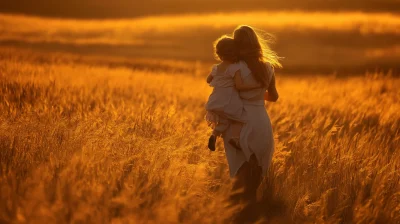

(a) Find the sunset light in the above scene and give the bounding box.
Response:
[0,1,399,223]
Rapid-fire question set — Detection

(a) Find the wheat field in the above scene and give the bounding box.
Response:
[0,48,399,223]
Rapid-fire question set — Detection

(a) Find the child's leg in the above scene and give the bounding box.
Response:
[208,117,229,151]
[229,121,243,150]
[213,117,230,137]
[208,134,217,151]
[211,129,220,137]
[230,121,243,139]
[208,127,221,151]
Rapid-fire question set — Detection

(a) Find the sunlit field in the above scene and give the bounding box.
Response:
[1,48,399,223]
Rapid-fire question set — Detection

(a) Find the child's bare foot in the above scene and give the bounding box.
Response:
[208,135,216,151]
[229,137,241,150]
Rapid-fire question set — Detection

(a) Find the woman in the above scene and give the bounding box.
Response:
[222,25,281,205]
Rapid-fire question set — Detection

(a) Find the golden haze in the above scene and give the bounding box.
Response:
[1,12,400,45]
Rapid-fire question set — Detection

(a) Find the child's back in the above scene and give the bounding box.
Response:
[209,62,240,88]
[206,62,243,120]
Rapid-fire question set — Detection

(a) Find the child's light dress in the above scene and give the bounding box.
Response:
[205,63,245,135]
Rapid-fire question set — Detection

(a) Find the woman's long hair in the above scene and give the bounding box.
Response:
[233,25,282,87]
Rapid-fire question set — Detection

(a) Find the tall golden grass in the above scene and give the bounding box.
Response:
[0,48,399,223]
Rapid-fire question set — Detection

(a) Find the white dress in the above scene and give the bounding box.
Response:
[222,61,275,177]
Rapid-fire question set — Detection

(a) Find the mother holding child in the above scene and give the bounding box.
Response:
[205,25,281,203]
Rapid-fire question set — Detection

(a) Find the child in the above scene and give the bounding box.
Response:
[205,36,246,151]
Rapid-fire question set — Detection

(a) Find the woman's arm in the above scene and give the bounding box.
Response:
[264,75,279,102]
[233,70,262,91]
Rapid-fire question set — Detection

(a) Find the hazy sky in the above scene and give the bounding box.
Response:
[1,0,399,19]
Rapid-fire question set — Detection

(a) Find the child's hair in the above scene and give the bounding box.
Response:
[213,36,239,62]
